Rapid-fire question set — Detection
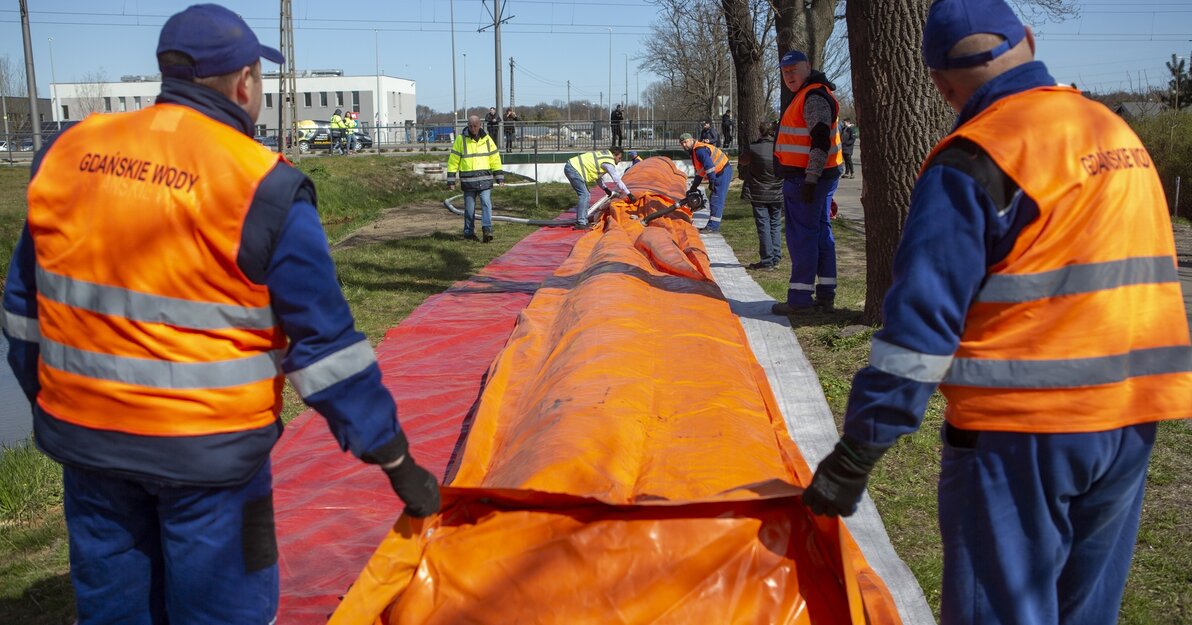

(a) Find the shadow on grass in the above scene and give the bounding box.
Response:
[0,571,74,625]
[334,232,488,295]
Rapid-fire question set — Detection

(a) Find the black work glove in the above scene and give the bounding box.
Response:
[800,180,817,204]
[803,437,888,517]
[626,193,638,204]
[363,432,442,517]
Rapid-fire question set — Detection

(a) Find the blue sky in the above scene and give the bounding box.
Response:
[0,0,1189,114]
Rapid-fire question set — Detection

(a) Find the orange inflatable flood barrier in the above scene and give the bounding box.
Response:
[330,157,902,624]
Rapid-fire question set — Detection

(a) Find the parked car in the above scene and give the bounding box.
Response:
[255,135,279,150]
[18,138,33,151]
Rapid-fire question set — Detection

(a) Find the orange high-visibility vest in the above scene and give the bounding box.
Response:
[690,141,728,177]
[775,82,843,171]
[930,86,1191,433]
[26,104,288,438]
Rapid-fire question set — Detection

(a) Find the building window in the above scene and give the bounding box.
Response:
[320,92,328,107]
[352,91,360,106]
[265,93,273,108]
[256,124,267,136]
[61,104,69,120]
[336,91,344,106]
[303,92,312,107]
[118,97,127,112]
[134,96,142,110]
[104,97,112,112]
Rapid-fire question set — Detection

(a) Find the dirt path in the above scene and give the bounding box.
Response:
[331,201,458,251]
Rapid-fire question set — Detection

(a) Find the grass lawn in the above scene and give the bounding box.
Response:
[714,185,1192,623]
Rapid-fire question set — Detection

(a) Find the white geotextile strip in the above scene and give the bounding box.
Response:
[695,212,937,625]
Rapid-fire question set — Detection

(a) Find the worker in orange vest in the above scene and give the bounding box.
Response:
[679,132,732,233]
[802,1,1192,624]
[771,48,843,315]
[1,5,439,623]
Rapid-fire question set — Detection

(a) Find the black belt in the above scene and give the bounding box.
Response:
[944,422,980,449]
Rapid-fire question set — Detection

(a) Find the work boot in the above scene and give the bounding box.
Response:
[463,232,479,242]
[771,302,814,316]
[814,297,836,312]
[746,261,775,271]
[482,228,493,243]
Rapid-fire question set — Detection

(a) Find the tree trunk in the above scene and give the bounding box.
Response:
[774,0,838,107]
[721,0,766,147]
[845,0,952,325]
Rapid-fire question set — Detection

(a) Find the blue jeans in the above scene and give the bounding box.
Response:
[564,163,592,227]
[752,202,783,266]
[463,187,493,236]
[702,165,733,231]
[938,423,1156,625]
[782,177,838,307]
[63,461,278,625]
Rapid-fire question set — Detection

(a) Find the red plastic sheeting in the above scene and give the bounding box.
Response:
[271,220,585,623]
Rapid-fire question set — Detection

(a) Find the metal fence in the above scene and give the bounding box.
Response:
[253,119,714,155]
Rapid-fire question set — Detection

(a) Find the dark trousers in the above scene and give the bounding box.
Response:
[782,177,838,307]
[63,461,278,625]
[504,132,515,151]
[842,151,855,176]
[938,422,1156,625]
[752,202,783,266]
[611,126,623,147]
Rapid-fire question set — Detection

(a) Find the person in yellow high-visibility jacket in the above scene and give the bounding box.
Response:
[446,115,505,241]
[564,147,628,229]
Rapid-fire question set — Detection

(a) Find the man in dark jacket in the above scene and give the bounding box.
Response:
[484,107,500,137]
[699,119,721,147]
[840,118,857,178]
[739,121,784,269]
[721,110,735,148]
[610,104,625,148]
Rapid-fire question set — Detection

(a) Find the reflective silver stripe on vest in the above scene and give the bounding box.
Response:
[975,256,1178,303]
[37,266,276,331]
[869,337,955,383]
[779,126,810,136]
[1,309,40,342]
[775,143,842,155]
[40,337,282,389]
[286,339,377,398]
[943,345,1192,389]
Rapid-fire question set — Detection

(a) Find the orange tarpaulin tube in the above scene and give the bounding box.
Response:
[330,158,901,624]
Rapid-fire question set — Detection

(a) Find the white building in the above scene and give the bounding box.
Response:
[50,70,416,134]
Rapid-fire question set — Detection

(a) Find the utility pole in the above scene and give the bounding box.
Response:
[607,28,612,132]
[374,30,381,138]
[280,0,298,161]
[623,54,628,109]
[450,0,458,125]
[566,80,571,122]
[477,0,512,142]
[19,0,40,151]
[509,57,515,108]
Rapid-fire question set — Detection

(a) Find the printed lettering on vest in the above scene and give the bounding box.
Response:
[77,152,200,193]
[1079,146,1153,177]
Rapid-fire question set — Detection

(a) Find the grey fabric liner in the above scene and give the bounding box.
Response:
[694,208,936,624]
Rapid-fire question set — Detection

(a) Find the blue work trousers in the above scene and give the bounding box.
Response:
[938,422,1157,625]
[752,202,783,266]
[63,461,278,625]
[463,187,493,236]
[702,165,733,231]
[564,163,595,227]
[782,177,838,307]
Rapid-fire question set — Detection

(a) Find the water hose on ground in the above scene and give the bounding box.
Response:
[442,181,614,228]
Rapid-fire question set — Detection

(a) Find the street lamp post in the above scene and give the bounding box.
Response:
[607,28,612,132]
[463,52,468,121]
[48,37,57,125]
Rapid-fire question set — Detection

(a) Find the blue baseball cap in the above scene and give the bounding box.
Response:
[780,50,808,68]
[157,4,285,79]
[922,0,1025,70]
